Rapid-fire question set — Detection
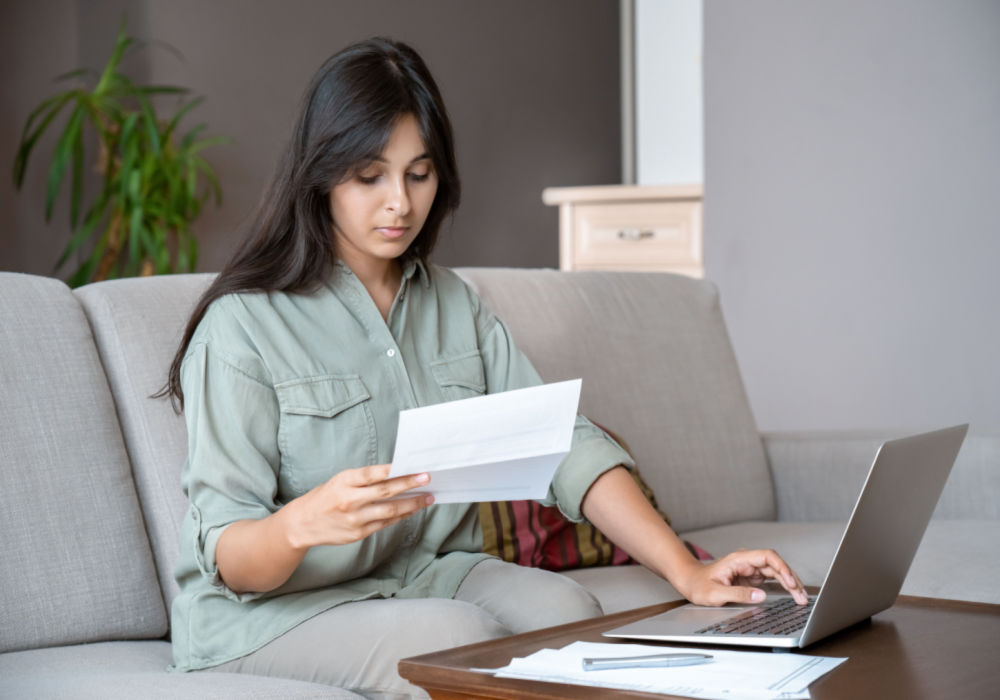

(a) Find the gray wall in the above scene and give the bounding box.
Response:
[1,0,620,277]
[0,0,80,278]
[704,0,1000,433]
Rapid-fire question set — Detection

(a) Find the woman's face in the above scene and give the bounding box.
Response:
[329,113,438,276]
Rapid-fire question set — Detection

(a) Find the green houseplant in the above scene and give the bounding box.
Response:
[12,23,224,287]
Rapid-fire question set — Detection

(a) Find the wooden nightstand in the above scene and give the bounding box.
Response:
[542,184,703,277]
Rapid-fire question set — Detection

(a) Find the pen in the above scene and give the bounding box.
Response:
[582,652,713,671]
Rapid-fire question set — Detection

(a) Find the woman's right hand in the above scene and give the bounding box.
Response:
[216,463,431,594]
[285,463,434,550]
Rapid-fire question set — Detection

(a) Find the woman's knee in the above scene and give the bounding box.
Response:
[456,559,603,633]
[419,598,511,649]
[327,596,511,654]
[529,572,603,628]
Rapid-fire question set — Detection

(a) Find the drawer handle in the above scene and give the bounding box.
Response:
[617,229,655,241]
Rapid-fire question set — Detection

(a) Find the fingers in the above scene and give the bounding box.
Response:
[339,464,431,504]
[347,463,393,486]
[296,465,435,548]
[713,549,809,605]
[706,584,768,606]
[359,492,433,525]
[355,494,433,536]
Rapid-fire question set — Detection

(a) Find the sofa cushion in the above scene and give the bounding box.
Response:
[75,274,215,607]
[0,273,167,652]
[0,641,362,699]
[456,268,775,532]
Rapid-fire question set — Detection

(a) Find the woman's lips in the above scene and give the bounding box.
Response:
[377,227,408,239]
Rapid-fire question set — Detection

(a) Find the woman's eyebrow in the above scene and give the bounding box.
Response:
[370,153,431,165]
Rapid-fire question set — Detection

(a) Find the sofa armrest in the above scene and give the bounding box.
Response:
[762,430,1000,522]
[762,431,883,522]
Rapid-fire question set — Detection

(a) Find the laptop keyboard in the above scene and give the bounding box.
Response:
[695,598,814,636]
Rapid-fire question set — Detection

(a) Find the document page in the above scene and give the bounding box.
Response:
[492,641,846,700]
[389,379,582,503]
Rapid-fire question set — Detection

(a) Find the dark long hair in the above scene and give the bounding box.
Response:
[159,38,461,409]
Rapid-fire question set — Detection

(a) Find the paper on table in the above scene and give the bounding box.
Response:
[493,641,846,700]
[388,379,582,503]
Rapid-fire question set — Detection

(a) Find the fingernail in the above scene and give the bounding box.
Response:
[415,473,429,484]
[751,590,765,602]
[424,494,434,505]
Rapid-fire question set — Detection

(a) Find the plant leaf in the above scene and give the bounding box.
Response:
[56,193,109,271]
[130,201,145,250]
[109,73,188,99]
[12,91,76,186]
[128,168,142,203]
[70,115,85,228]
[188,135,228,155]
[20,16,223,285]
[44,105,85,221]
[117,112,140,202]
[180,123,207,150]
[95,23,133,95]
[142,223,162,272]
[163,96,203,143]
[134,84,189,96]
[193,156,223,204]
[79,99,108,143]
[136,93,161,155]
[17,90,75,145]
[55,68,96,83]
[186,162,197,200]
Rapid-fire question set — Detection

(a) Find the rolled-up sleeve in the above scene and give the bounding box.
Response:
[179,340,281,602]
[474,301,635,523]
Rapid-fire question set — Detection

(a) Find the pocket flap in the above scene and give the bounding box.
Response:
[275,376,371,417]
[430,351,487,393]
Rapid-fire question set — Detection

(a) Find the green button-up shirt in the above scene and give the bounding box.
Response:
[170,260,632,671]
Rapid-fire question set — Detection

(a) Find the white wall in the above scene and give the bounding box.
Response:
[703,0,1000,433]
[635,0,703,184]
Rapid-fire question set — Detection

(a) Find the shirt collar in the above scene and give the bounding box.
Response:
[334,257,431,288]
[402,257,431,288]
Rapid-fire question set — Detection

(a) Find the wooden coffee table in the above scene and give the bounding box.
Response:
[399,594,1000,699]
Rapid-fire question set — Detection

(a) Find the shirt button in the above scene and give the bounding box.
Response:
[386,348,396,358]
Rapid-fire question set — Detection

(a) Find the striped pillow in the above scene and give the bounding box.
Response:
[479,427,712,570]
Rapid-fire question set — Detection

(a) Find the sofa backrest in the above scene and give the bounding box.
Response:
[456,268,776,533]
[75,274,214,607]
[0,273,167,653]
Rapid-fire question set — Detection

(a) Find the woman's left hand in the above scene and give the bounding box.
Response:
[678,549,809,606]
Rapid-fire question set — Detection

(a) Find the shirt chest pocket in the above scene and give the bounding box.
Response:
[274,376,377,497]
[430,350,487,402]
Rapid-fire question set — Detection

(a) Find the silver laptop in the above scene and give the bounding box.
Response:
[605,424,968,649]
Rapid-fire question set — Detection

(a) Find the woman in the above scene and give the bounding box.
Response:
[164,37,806,698]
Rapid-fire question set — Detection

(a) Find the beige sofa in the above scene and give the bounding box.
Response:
[1,268,996,698]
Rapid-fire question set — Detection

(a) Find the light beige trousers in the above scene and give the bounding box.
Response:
[205,558,603,699]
